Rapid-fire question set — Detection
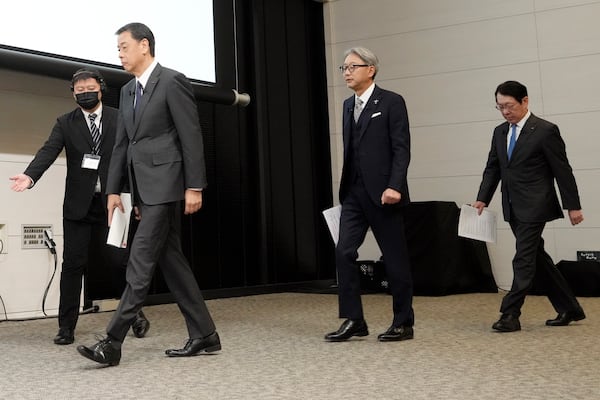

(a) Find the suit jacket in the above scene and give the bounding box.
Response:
[477,113,581,223]
[339,85,411,207]
[106,64,207,204]
[24,105,119,220]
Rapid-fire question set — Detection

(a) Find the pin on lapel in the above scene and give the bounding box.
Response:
[374,99,379,105]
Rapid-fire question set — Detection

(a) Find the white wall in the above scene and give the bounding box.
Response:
[323,0,600,289]
[0,68,73,319]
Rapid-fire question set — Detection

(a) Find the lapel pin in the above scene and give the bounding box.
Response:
[374,99,379,105]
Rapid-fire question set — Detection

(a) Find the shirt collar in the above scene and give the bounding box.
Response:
[356,82,376,105]
[514,110,531,129]
[81,103,103,120]
[137,59,158,89]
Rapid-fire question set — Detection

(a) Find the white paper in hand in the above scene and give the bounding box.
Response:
[322,205,342,245]
[106,193,133,248]
[458,204,497,243]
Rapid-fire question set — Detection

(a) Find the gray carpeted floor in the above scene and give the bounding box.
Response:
[1,292,598,400]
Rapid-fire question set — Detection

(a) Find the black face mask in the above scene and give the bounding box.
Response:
[75,91,100,110]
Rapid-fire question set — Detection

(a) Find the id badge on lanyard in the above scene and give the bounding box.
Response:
[82,154,101,170]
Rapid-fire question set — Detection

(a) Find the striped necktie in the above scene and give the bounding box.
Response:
[88,113,101,154]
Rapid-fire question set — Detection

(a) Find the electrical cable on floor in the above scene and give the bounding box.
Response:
[0,295,7,322]
[42,229,58,317]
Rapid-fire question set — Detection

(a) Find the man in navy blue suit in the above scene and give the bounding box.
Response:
[325,47,414,343]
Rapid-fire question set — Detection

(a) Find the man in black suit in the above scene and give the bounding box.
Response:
[474,80,585,332]
[9,69,149,345]
[325,47,414,343]
[77,23,220,366]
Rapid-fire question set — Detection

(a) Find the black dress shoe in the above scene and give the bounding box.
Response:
[77,337,121,366]
[132,310,150,338]
[324,319,369,342]
[377,325,414,342]
[53,328,74,345]
[492,314,521,332]
[165,332,221,357]
[546,309,586,326]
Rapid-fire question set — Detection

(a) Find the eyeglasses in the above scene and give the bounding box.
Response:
[495,103,518,111]
[339,64,369,73]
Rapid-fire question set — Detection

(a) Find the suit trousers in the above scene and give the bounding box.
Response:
[336,180,414,327]
[500,216,582,317]
[60,195,126,330]
[107,200,215,342]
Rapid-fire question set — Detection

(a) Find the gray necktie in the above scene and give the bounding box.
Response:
[354,97,364,123]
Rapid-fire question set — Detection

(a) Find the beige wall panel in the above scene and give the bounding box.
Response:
[0,91,72,155]
[560,169,600,227]
[547,112,600,171]
[0,69,73,156]
[407,176,508,218]
[0,68,69,95]
[384,64,542,128]
[328,0,533,43]
[330,14,538,82]
[540,55,600,115]
[328,85,349,134]
[410,121,501,178]
[329,133,343,190]
[534,0,600,12]
[553,228,600,261]
[536,2,600,60]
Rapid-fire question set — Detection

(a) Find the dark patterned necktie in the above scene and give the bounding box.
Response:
[134,81,143,120]
[88,113,101,154]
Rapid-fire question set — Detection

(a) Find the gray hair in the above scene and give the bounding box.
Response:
[344,47,379,78]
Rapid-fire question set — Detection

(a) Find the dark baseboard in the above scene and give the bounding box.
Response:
[144,279,338,306]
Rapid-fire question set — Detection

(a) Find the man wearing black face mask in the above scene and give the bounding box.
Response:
[9,68,150,345]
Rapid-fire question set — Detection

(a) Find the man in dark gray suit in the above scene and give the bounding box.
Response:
[9,69,149,345]
[474,80,585,332]
[324,47,414,343]
[77,23,219,366]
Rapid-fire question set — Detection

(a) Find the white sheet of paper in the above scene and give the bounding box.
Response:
[106,193,132,248]
[322,205,342,245]
[458,204,497,243]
